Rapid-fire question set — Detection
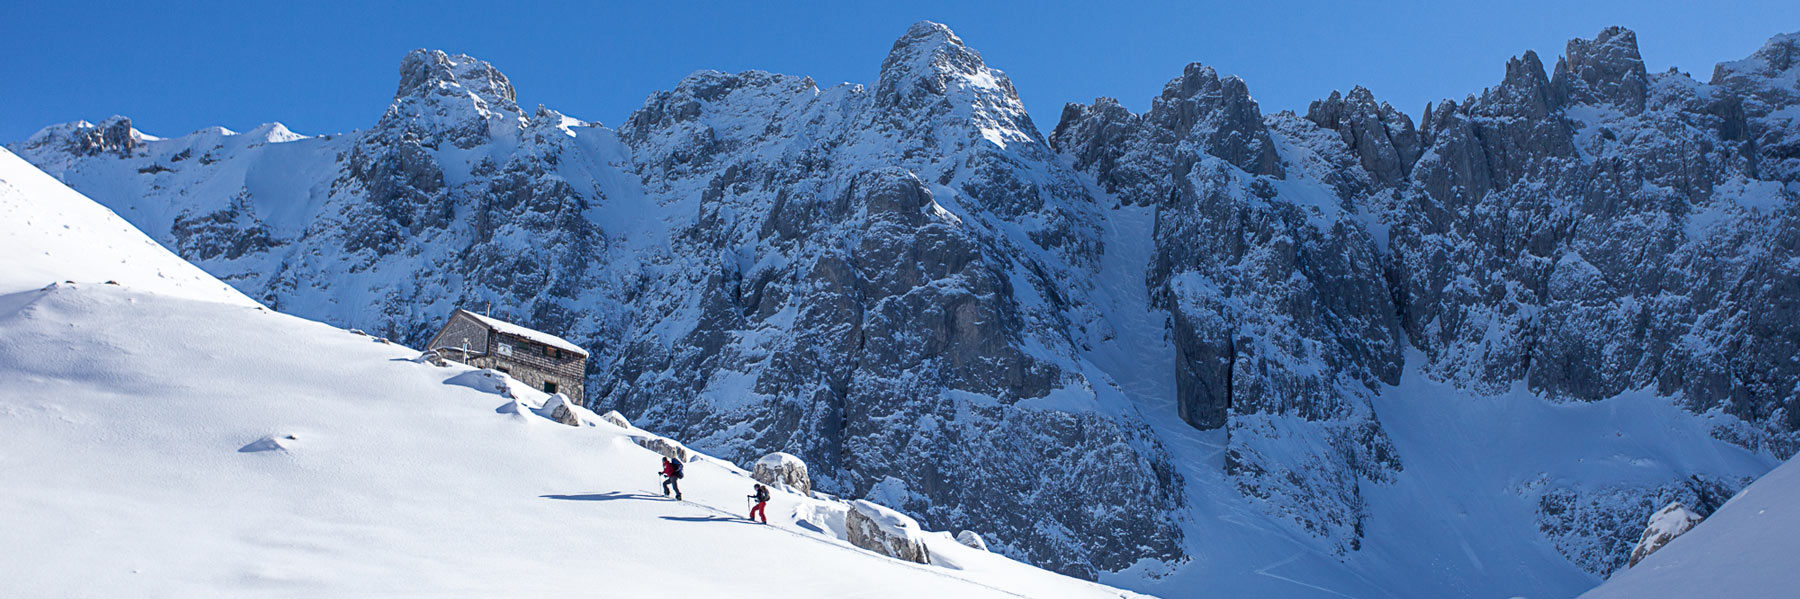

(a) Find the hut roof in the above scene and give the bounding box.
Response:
[457,309,589,357]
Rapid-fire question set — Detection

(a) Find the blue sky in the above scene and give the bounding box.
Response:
[3,1,1793,143]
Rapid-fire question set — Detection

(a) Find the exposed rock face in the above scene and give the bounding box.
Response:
[13,115,147,157]
[1711,33,1800,186]
[1305,86,1421,187]
[753,452,813,496]
[1051,63,1282,207]
[1050,25,1800,557]
[1054,66,1404,554]
[633,436,694,463]
[602,22,1183,579]
[1627,502,1703,567]
[1553,27,1650,114]
[846,500,932,564]
[1385,28,1800,450]
[1531,475,1740,576]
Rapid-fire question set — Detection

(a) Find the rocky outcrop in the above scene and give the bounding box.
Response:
[1531,475,1741,576]
[540,393,586,427]
[169,193,281,262]
[632,436,695,463]
[600,410,632,429]
[1627,502,1703,567]
[1711,33,1800,185]
[1552,27,1649,114]
[1050,62,1282,207]
[1305,86,1421,187]
[846,500,932,564]
[956,530,989,551]
[753,452,813,496]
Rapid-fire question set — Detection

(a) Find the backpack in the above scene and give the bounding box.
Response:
[671,460,684,479]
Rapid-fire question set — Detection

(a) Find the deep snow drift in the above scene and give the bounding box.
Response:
[0,147,1141,597]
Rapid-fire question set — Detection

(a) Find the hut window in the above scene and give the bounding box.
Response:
[546,346,560,359]
[543,381,558,394]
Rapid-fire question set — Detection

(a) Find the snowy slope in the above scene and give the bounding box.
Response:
[0,146,1139,598]
[1580,455,1800,598]
[0,147,249,304]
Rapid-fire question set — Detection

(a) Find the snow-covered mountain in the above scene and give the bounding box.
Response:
[10,22,1799,596]
[0,146,1143,597]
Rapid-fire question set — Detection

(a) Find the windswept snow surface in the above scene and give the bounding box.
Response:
[0,147,250,305]
[1581,455,1800,598]
[0,147,1140,598]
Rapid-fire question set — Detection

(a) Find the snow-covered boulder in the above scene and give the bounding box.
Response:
[600,410,631,429]
[534,393,588,427]
[445,369,516,399]
[752,452,812,497]
[632,435,694,463]
[956,530,988,551]
[1627,502,1703,567]
[846,500,931,564]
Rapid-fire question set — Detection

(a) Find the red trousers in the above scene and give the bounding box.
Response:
[750,501,767,523]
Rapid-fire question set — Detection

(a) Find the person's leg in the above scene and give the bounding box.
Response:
[752,502,766,523]
[662,478,671,496]
[673,479,682,500]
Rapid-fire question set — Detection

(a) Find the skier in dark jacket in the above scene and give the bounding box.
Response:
[660,456,683,500]
[747,483,771,523]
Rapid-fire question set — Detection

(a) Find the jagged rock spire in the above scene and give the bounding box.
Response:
[1305,86,1421,186]
[379,49,524,149]
[1147,63,1284,178]
[1552,26,1650,113]
[875,21,996,106]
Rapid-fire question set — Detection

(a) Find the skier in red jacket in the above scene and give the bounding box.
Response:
[660,457,683,500]
[747,483,770,524]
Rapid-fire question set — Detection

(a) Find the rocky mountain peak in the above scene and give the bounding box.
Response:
[1048,97,1142,191]
[1552,26,1650,113]
[1711,32,1800,93]
[380,49,525,148]
[18,116,148,158]
[1485,49,1558,118]
[394,49,517,106]
[874,21,1023,118]
[1147,63,1284,177]
[1709,31,1800,181]
[1305,85,1421,186]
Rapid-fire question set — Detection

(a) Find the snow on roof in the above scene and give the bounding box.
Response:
[457,309,589,357]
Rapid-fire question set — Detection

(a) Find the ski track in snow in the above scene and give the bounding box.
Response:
[1253,554,1363,599]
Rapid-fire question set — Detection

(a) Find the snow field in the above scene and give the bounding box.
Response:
[0,152,1143,598]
